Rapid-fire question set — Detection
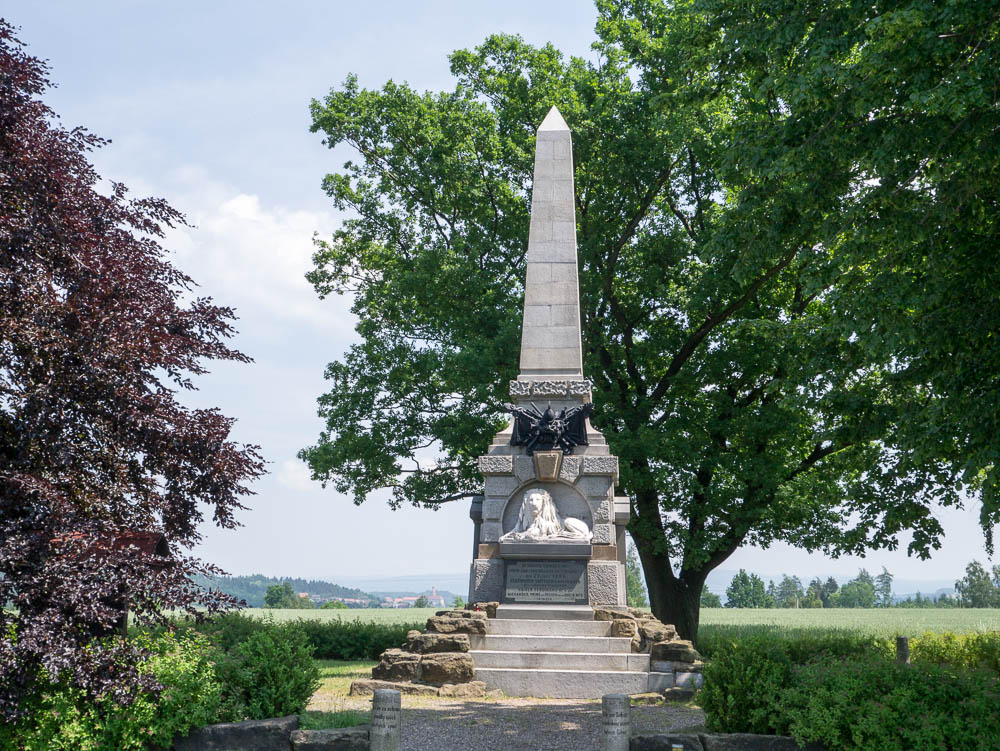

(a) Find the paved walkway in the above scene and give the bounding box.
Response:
[394,699,703,751]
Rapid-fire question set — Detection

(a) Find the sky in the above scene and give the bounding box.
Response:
[10,1,995,595]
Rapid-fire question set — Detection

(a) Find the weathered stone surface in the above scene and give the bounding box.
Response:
[438,680,488,697]
[426,616,487,635]
[474,601,499,618]
[371,649,420,681]
[469,558,503,603]
[582,456,619,477]
[509,380,532,396]
[434,609,486,620]
[567,379,591,396]
[700,734,825,751]
[639,620,677,644]
[405,632,470,654]
[675,672,704,690]
[594,607,632,621]
[631,735,704,751]
[480,521,502,542]
[628,608,654,619]
[532,380,569,396]
[650,640,700,663]
[418,652,475,685]
[629,692,663,706]
[591,522,614,544]
[513,455,535,482]
[558,456,581,483]
[173,715,299,751]
[661,687,696,703]
[610,618,638,638]
[576,476,611,499]
[533,451,562,482]
[477,455,513,474]
[588,561,625,606]
[290,726,369,750]
[348,679,437,697]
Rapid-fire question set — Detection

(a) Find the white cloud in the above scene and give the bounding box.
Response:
[276,458,316,493]
[157,169,355,337]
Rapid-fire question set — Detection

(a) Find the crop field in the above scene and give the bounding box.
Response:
[236,606,1000,636]
[699,607,1000,636]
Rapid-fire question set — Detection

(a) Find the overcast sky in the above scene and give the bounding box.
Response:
[11,1,995,592]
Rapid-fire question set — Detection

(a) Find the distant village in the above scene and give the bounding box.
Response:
[296,586,449,609]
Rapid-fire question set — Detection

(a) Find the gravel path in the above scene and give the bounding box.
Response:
[392,698,703,751]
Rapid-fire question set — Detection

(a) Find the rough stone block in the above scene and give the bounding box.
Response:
[610,619,638,638]
[594,607,632,621]
[509,380,532,396]
[582,455,619,478]
[646,672,674,692]
[639,620,677,644]
[483,497,505,521]
[588,561,624,606]
[631,735,704,751]
[700,734,824,751]
[674,672,704,690]
[290,726,369,750]
[558,456,581,483]
[425,616,486,635]
[567,379,591,396]
[371,649,420,681]
[532,380,569,396]
[480,521,502,542]
[348,679,437,697]
[513,456,536,482]
[576,476,612,500]
[405,632,470,654]
[592,523,613,544]
[592,499,611,523]
[438,680,487,697]
[469,558,504,603]
[478,455,513,475]
[650,640,700,663]
[484,475,519,497]
[173,715,299,751]
[418,652,475,685]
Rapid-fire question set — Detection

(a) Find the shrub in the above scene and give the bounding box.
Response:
[0,631,222,751]
[293,618,415,660]
[910,630,1000,676]
[213,623,319,720]
[779,657,1000,750]
[700,633,893,734]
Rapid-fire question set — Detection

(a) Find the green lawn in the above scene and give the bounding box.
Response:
[698,607,1000,636]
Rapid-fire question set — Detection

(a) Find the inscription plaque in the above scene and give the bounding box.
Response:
[504,559,588,604]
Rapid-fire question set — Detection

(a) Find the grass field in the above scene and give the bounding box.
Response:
[238,606,1000,636]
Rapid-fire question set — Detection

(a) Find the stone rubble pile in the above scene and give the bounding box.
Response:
[349,609,491,698]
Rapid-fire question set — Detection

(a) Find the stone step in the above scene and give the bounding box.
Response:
[472,649,650,672]
[474,667,650,699]
[469,634,631,654]
[494,604,595,621]
[486,618,612,637]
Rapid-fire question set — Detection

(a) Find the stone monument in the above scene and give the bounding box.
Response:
[469,106,628,608]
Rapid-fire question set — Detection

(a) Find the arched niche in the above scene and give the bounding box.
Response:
[501,482,593,537]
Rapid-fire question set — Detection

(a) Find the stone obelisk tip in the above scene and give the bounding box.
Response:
[537,106,569,132]
[517,106,583,379]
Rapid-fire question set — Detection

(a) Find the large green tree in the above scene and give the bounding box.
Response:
[302,1,999,640]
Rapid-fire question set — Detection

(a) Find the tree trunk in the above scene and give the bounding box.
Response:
[644,564,705,645]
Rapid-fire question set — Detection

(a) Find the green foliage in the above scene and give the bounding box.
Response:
[625,543,648,608]
[320,600,349,610]
[910,631,1000,677]
[300,0,1000,641]
[778,657,1000,750]
[292,618,415,660]
[193,574,374,608]
[412,596,428,609]
[212,624,319,721]
[299,710,368,729]
[0,631,223,751]
[955,560,1000,607]
[700,586,722,608]
[264,582,315,609]
[725,570,771,608]
[452,596,465,608]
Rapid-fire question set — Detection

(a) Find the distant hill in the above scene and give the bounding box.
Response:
[192,574,378,608]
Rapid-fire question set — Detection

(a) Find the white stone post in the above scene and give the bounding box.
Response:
[370,688,401,751]
[601,693,630,751]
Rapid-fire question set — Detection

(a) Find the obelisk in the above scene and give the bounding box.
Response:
[518,106,584,379]
[469,107,628,608]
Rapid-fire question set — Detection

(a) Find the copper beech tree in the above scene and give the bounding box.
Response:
[0,22,264,718]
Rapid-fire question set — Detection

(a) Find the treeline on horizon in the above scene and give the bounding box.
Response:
[191,574,378,608]
[712,560,1000,609]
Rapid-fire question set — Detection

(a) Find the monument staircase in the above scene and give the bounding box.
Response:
[470,604,670,698]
